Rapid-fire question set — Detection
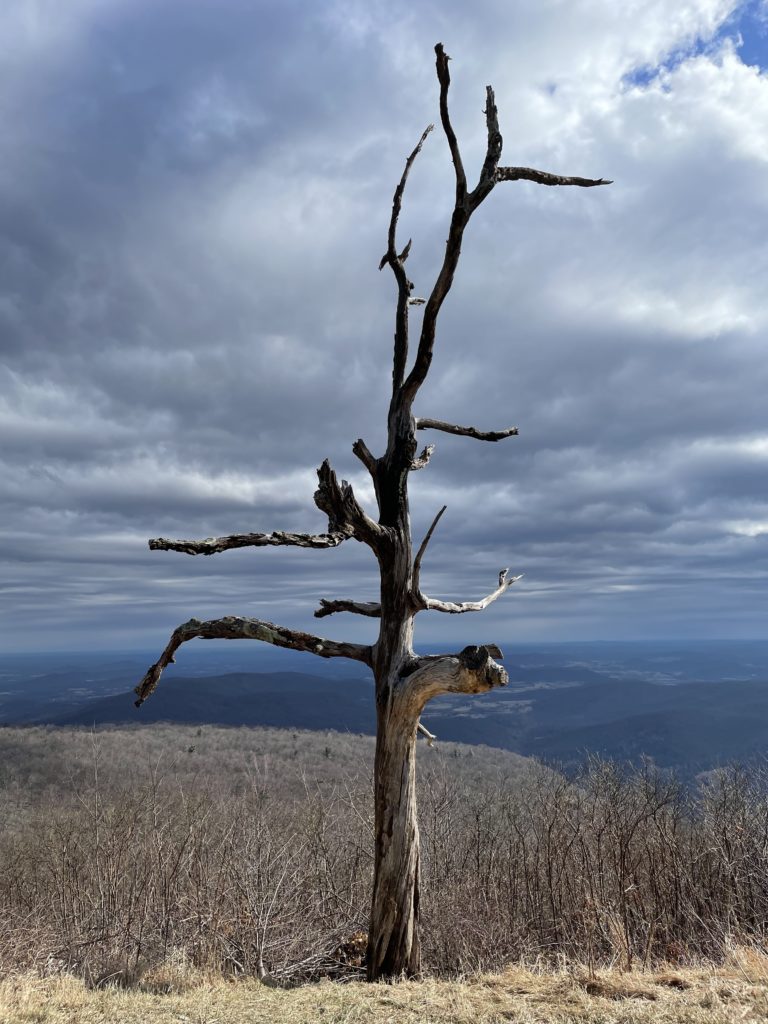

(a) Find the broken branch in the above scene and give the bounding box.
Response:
[417,721,436,746]
[468,85,503,209]
[149,530,350,557]
[314,459,383,548]
[352,438,377,476]
[416,417,518,442]
[315,598,381,619]
[410,444,435,471]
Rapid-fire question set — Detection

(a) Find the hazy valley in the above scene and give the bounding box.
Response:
[3,640,767,773]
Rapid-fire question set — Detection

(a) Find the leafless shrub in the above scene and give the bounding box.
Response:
[0,726,766,981]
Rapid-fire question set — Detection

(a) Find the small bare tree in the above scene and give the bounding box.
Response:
[134,44,609,980]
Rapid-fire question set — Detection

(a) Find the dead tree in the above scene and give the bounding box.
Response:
[134,44,610,980]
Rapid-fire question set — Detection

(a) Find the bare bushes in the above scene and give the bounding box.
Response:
[0,747,373,985]
[0,727,766,981]
[419,757,768,974]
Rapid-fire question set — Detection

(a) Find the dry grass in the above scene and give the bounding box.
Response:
[1,957,766,1024]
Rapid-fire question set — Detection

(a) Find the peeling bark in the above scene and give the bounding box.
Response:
[135,42,609,981]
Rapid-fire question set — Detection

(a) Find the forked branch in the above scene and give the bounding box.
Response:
[417,721,436,746]
[134,615,371,707]
[435,43,466,201]
[416,417,518,442]
[419,568,523,614]
[398,45,610,415]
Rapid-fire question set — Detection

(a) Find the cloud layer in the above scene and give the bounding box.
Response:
[2,0,768,652]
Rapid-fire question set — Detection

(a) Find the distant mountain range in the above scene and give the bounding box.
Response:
[2,641,767,773]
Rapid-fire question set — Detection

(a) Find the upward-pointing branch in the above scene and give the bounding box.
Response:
[398,46,611,416]
[380,125,434,394]
[435,43,466,202]
[412,505,447,595]
[468,84,503,210]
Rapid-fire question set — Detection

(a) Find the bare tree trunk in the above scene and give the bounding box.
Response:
[368,694,421,979]
[366,457,422,978]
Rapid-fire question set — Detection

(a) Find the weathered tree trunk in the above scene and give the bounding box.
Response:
[366,448,422,977]
[368,693,421,979]
[134,42,609,985]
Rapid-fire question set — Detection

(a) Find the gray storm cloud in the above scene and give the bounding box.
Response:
[1,0,767,651]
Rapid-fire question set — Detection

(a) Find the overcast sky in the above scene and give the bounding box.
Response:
[2,0,768,656]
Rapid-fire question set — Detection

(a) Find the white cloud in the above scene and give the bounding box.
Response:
[3,0,768,648]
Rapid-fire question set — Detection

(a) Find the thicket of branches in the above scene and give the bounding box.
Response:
[0,725,766,984]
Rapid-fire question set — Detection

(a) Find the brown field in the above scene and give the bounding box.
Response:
[2,954,767,1024]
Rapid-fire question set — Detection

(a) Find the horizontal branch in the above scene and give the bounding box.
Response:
[416,417,518,442]
[420,568,522,615]
[496,166,612,187]
[134,616,372,707]
[315,598,381,619]
[148,530,350,557]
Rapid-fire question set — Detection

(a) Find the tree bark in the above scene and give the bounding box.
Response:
[367,693,422,979]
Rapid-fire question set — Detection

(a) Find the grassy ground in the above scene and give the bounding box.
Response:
[2,955,767,1024]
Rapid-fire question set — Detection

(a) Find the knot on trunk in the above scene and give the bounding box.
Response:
[458,644,508,691]
[403,645,508,705]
